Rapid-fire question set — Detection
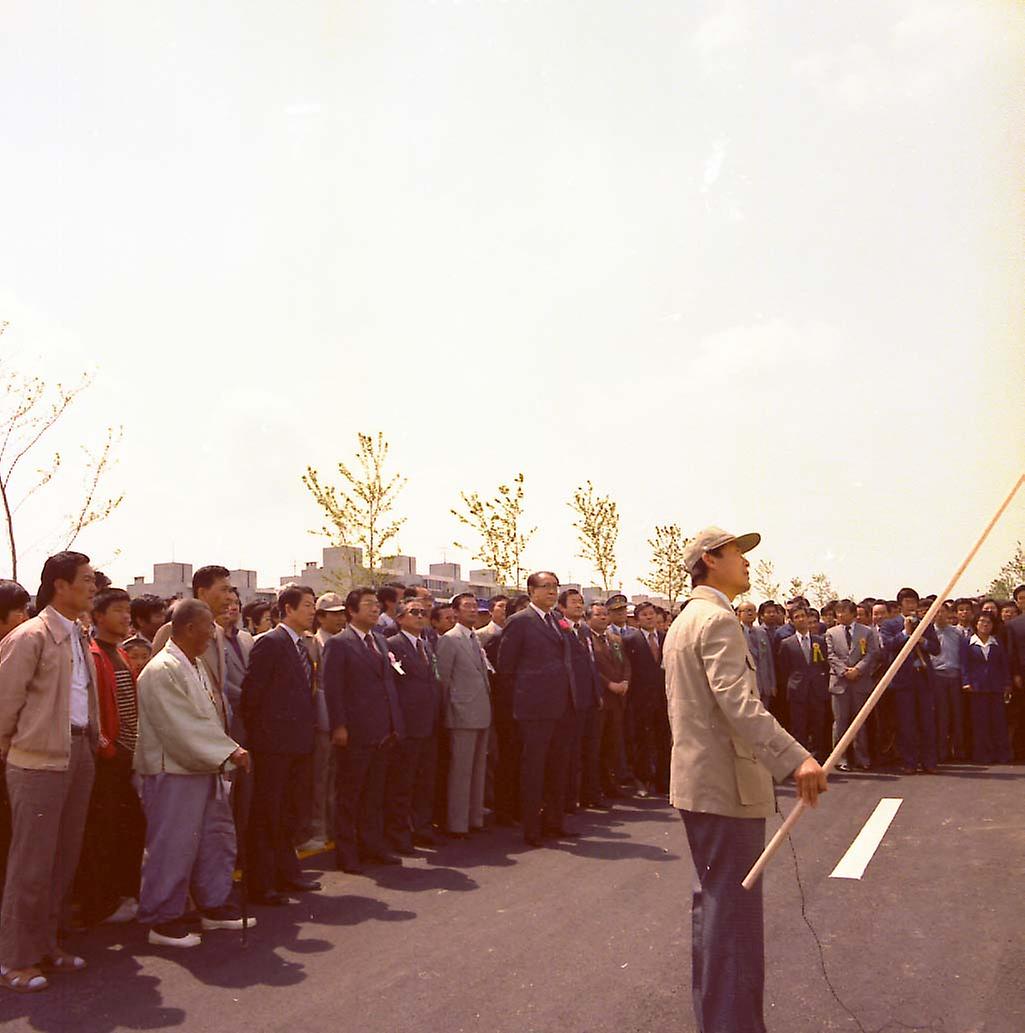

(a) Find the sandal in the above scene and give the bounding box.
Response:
[39,952,87,974]
[0,966,50,993]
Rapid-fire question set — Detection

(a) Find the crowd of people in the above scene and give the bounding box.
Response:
[0,549,1023,994]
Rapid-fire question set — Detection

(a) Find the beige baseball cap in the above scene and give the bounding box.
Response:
[315,592,346,612]
[683,526,761,574]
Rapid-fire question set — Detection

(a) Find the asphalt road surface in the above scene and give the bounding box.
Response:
[4,765,1023,1033]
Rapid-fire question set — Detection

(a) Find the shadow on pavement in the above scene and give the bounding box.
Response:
[4,893,416,1033]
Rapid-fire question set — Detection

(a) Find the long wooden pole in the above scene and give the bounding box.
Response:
[741,471,1025,891]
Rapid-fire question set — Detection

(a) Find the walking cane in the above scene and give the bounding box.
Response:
[742,470,1025,891]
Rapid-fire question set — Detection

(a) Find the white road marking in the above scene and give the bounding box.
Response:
[829,798,903,880]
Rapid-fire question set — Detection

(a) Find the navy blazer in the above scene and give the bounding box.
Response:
[961,637,1011,694]
[776,633,829,703]
[321,626,405,747]
[387,632,441,739]
[1002,613,1025,681]
[880,617,940,690]
[621,627,666,698]
[497,606,575,722]
[566,622,602,711]
[239,625,316,755]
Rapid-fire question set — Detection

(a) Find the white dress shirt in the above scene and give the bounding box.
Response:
[49,607,90,728]
[969,634,992,660]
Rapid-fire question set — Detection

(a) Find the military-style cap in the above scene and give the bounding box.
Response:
[315,592,347,612]
[605,593,629,609]
[683,526,761,574]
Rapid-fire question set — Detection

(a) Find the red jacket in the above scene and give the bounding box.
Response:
[88,639,136,759]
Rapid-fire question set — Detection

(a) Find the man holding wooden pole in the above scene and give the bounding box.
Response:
[664,527,827,1033]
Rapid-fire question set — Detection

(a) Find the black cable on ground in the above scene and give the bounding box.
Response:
[775,801,944,1033]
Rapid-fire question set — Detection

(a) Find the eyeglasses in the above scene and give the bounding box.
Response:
[534,582,559,590]
[406,608,426,617]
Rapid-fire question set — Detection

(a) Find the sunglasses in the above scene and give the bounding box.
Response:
[406,608,427,617]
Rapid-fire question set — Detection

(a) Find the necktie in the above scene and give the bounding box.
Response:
[800,635,810,662]
[845,626,853,650]
[648,632,659,661]
[546,612,560,635]
[296,638,313,690]
[416,639,427,664]
[364,632,379,656]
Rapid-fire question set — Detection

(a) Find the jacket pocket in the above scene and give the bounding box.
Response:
[731,738,771,805]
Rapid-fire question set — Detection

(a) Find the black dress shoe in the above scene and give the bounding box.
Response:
[250,891,290,907]
[413,831,439,847]
[336,855,364,875]
[900,766,917,776]
[469,825,490,834]
[582,799,612,810]
[389,843,416,856]
[445,830,470,840]
[524,835,545,848]
[494,814,519,827]
[280,879,321,893]
[544,828,580,839]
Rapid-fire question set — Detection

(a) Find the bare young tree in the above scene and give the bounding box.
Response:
[568,481,620,591]
[0,324,123,580]
[639,523,690,604]
[303,431,407,584]
[808,571,838,609]
[452,472,536,589]
[751,558,780,602]
[985,541,1025,598]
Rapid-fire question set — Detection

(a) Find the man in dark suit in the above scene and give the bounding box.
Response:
[776,605,830,759]
[620,602,667,795]
[589,601,632,799]
[387,601,442,850]
[1004,609,1025,761]
[240,584,320,906]
[881,587,941,774]
[321,587,405,873]
[497,571,577,847]
[558,589,603,812]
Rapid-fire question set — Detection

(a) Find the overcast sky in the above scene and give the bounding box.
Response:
[2,1,1023,600]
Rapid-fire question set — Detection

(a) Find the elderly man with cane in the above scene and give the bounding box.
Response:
[664,527,827,1033]
[134,599,252,947]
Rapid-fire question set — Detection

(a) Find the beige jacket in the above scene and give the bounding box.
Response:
[151,618,228,728]
[665,586,808,819]
[134,642,239,776]
[0,608,100,769]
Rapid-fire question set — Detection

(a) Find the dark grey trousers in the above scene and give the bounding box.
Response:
[0,738,95,969]
[680,809,767,1033]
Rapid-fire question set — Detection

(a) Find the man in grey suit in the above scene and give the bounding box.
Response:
[825,599,880,771]
[436,593,492,838]
[737,602,776,704]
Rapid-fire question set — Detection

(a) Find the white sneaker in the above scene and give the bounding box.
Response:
[148,923,201,949]
[200,906,256,931]
[103,898,139,924]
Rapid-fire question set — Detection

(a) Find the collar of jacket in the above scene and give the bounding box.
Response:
[687,586,734,613]
[39,605,80,645]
